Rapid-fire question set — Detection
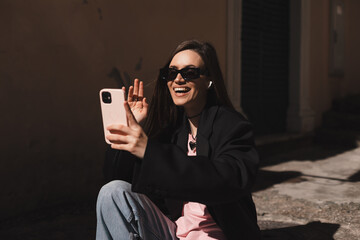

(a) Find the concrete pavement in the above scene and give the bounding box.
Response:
[254,143,360,239]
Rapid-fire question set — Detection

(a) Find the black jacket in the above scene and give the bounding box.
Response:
[104,104,261,240]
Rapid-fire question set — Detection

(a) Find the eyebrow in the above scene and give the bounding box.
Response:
[168,64,198,69]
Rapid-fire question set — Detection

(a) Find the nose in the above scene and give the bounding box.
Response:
[174,73,185,84]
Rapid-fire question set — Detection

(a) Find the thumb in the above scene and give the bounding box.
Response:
[143,97,149,110]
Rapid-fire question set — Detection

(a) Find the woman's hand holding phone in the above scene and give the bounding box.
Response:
[126,79,148,125]
[106,101,148,159]
[104,78,149,159]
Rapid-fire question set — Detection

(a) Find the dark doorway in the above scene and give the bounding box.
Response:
[241,0,290,135]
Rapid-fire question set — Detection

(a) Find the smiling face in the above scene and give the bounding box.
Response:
[167,50,210,116]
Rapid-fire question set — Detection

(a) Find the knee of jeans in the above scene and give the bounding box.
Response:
[98,180,132,201]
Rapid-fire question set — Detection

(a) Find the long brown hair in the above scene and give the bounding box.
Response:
[144,40,234,137]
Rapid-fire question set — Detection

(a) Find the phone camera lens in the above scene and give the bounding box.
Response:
[102,91,112,104]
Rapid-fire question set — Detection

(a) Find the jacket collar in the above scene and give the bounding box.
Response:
[173,105,220,157]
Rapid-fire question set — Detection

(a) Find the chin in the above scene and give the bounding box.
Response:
[172,99,188,107]
[170,95,187,106]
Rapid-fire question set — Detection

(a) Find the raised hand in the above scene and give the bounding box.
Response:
[125,79,148,124]
[106,101,148,159]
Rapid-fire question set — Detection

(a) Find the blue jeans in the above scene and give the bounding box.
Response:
[96,180,178,240]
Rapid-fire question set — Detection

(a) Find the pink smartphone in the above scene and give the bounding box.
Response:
[99,88,127,144]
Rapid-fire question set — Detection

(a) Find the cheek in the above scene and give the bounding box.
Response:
[167,82,177,102]
[167,82,173,93]
[194,83,208,96]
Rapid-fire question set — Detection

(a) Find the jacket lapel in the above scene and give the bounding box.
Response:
[174,115,189,153]
[197,105,219,158]
[173,105,219,158]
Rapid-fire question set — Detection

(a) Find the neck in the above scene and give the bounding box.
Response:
[188,117,199,137]
[184,99,206,137]
[186,108,203,137]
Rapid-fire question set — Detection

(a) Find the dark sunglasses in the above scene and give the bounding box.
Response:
[160,67,208,81]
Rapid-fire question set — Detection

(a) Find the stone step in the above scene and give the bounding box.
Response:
[322,110,360,131]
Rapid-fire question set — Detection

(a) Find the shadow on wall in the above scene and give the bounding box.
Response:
[108,67,132,89]
[261,221,340,240]
[258,144,355,168]
[252,170,302,192]
[108,57,144,93]
[253,167,360,193]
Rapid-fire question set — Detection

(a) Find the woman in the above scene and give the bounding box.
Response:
[96,40,261,240]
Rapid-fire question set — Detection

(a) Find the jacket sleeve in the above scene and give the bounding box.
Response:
[103,147,138,183]
[131,116,259,205]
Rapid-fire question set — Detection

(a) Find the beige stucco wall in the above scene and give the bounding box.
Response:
[0,0,227,219]
[308,0,360,126]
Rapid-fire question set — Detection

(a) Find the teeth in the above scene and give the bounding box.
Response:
[174,87,189,93]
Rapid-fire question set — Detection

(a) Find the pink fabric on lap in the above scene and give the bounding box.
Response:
[175,202,227,239]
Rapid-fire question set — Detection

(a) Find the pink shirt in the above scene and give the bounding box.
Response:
[175,134,227,240]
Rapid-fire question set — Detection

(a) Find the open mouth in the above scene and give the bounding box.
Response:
[174,87,191,93]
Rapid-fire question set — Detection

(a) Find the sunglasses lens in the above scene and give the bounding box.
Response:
[167,69,178,81]
[182,68,199,80]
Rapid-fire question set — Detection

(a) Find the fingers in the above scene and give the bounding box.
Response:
[128,85,134,102]
[127,79,145,102]
[129,79,139,102]
[106,123,138,142]
[106,133,127,144]
[133,79,139,100]
[106,113,148,159]
[124,101,138,127]
[108,129,148,159]
[107,124,132,135]
[139,81,144,99]
[106,102,148,158]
